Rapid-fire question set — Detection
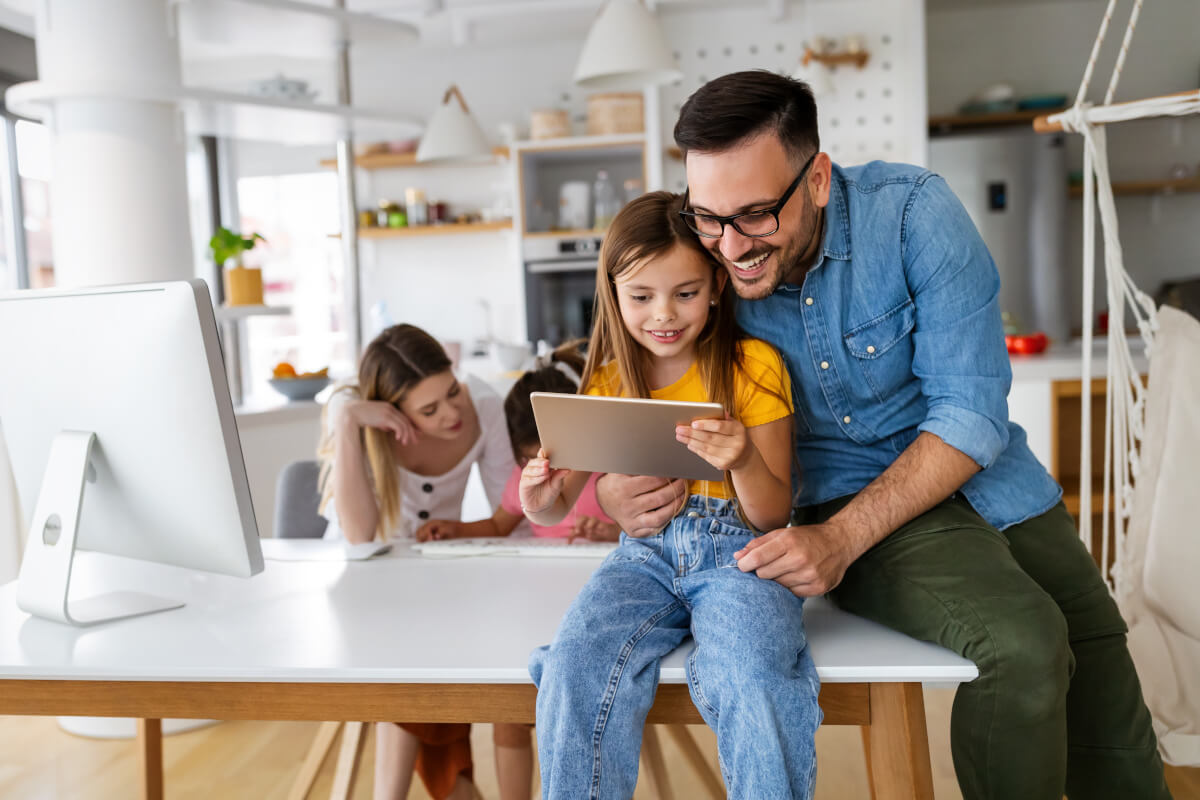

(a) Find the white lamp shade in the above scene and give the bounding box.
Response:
[416,88,491,163]
[573,0,682,90]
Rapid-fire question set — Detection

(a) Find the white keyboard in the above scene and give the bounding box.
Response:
[412,537,617,559]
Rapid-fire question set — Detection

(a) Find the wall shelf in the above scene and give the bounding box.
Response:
[319,147,511,170]
[928,108,1066,135]
[1068,176,1200,197]
[802,47,869,70]
[333,221,512,239]
[215,304,291,322]
[5,80,423,145]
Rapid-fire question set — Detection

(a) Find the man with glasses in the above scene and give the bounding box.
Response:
[596,71,1170,799]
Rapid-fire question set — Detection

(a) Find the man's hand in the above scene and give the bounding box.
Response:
[595,473,687,538]
[734,523,855,597]
[415,519,462,542]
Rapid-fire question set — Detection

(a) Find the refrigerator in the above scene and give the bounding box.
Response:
[928,130,1069,341]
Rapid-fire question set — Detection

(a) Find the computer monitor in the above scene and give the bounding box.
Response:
[0,279,263,626]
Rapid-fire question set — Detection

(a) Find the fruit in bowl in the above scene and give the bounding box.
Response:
[269,362,330,401]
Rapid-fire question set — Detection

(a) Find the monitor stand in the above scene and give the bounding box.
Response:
[16,431,184,626]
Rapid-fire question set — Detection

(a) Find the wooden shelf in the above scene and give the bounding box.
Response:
[929,108,1065,135]
[1068,176,1200,197]
[320,147,511,170]
[333,221,513,239]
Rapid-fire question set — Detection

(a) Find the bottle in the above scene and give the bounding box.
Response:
[592,170,620,231]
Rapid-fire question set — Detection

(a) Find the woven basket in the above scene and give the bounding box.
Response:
[586,93,644,135]
[530,109,570,140]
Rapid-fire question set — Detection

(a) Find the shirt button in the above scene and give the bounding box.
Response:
[422,483,433,493]
[820,361,829,370]
[805,297,814,306]
[866,345,876,354]
[418,510,430,520]
[843,415,852,424]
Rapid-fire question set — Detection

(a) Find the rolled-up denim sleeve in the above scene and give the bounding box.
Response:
[903,175,1012,469]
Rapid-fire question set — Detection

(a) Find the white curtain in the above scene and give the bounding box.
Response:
[0,422,24,585]
[1117,306,1200,766]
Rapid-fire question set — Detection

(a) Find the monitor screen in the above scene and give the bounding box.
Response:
[0,280,263,625]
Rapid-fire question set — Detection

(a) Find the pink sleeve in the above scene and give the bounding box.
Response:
[500,465,524,516]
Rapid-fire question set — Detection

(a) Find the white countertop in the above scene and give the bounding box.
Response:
[1009,337,1149,383]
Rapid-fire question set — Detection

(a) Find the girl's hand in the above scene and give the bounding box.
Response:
[675,414,751,472]
[519,449,569,515]
[415,519,462,542]
[567,515,621,544]
[342,399,417,446]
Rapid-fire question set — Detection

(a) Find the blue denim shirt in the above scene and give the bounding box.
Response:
[735,161,1061,530]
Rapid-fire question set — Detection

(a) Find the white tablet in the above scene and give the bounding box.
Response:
[529,392,725,482]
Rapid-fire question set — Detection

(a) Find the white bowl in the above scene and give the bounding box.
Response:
[492,341,530,371]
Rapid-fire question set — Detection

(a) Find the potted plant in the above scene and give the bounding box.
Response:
[210,227,267,306]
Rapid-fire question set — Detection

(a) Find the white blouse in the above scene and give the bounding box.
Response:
[322,375,515,541]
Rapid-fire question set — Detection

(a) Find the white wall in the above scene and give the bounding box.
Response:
[927,0,1200,333]
[190,0,928,349]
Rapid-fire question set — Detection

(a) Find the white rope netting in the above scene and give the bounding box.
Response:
[1039,0,1200,597]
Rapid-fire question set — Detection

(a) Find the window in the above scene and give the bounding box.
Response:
[15,120,54,289]
[235,172,351,404]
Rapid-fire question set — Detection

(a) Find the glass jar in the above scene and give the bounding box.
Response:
[405,188,428,227]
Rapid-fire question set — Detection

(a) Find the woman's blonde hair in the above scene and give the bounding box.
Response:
[317,324,451,541]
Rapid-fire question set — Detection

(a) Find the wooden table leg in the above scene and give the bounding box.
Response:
[663,725,724,799]
[865,683,933,800]
[641,725,673,799]
[329,720,368,800]
[288,721,342,800]
[137,718,164,800]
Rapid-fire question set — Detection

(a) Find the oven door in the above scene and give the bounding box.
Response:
[524,258,598,346]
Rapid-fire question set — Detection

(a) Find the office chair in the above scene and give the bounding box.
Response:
[275,459,367,800]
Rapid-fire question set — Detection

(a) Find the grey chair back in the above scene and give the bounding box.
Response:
[274,460,327,539]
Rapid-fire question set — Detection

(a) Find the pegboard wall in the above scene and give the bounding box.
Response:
[656,0,928,192]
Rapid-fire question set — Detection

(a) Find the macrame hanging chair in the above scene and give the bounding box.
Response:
[1034,0,1200,766]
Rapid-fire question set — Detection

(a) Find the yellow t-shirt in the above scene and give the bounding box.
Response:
[584,338,793,499]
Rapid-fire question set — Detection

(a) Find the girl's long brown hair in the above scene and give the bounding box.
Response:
[581,191,780,513]
[317,324,451,541]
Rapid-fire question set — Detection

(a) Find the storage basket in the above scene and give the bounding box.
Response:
[586,93,644,135]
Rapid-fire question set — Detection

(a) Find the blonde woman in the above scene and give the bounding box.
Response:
[318,324,514,800]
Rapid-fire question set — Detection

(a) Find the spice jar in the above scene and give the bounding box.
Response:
[376,199,392,228]
[358,209,376,229]
[429,201,449,224]
[405,188,428,227]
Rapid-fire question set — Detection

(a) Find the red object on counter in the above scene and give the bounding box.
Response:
[1005,332,1049,355]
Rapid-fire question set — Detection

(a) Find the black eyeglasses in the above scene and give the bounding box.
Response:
[679,153,816,239]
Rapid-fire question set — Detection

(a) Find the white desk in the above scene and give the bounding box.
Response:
[0,545,976,799]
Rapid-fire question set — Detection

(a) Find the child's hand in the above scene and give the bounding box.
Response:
[415,519,462,542]
[519,448,569,515]
[676,414,751,472]
[343,399,417,446]
[567,515,620,544]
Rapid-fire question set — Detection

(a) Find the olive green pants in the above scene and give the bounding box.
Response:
[795,495,1171,800]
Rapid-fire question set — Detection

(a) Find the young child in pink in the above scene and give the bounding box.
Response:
[415,340,617,544]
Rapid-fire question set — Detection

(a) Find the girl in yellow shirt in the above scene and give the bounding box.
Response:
[521,191,820,799]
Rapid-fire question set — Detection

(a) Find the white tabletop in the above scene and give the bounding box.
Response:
[0,545,977,685]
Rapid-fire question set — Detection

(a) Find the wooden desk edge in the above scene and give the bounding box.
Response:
[0,679,872,726]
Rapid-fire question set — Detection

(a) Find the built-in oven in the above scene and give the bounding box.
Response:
[523,235,603,346]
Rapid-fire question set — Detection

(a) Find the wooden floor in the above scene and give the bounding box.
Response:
[1,689,1196,799]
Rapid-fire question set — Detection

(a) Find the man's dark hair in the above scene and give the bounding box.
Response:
[673,70,819,167]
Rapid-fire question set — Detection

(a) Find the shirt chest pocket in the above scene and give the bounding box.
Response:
[843,299,916,402]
